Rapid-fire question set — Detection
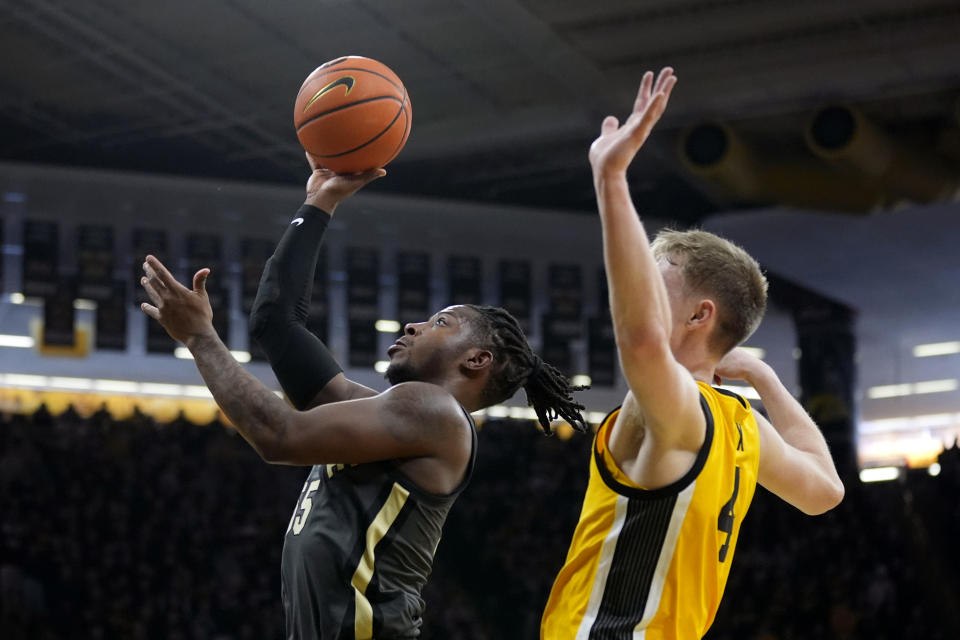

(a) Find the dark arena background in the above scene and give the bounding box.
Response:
[2,1,960,638]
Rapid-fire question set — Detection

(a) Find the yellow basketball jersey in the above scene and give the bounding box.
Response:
[541,382,759,639]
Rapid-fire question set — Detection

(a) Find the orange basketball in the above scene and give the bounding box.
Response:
[294,56,412,174]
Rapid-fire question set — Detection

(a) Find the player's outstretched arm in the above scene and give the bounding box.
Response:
[716,348,845,515]
[249,154,385,410]
[591,68,702,451]
[140,255,466,466]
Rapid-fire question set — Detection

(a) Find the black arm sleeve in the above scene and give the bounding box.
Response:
[249,204,342,410]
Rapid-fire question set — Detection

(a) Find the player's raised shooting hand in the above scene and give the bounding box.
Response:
[139,255,216,348]
[304,152,386,214]
[589,67,676,178]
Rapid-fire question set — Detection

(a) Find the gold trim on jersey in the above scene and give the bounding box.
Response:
[351,482,410,639]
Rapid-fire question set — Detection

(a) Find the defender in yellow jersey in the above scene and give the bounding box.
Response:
[542,385,758,638]
[542,68,844,639]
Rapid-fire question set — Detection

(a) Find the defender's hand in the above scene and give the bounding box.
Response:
[304,152,386,214]
[139,255,216,348]
[589,67,677,178]
[713,347,771,386]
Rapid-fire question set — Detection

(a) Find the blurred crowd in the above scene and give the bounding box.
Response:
[1,408,956,639]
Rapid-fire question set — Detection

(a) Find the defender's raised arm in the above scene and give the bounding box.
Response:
[590,68,705,455]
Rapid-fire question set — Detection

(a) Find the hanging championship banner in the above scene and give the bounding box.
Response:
[187,234,229,348]
[347,247,379,367]
[396,252,430,327]
[541,314,575,376]
[22,220,58,298]
[548,263,583,322]
[541,264,583,375]
[77,225,114,301]
[447,255,482,306]
[596,267,611,318]
[499,260,531,332]
[96,281,128,351]
[588,316,617,387]
[42,278,76,348]
[241,237,274,314]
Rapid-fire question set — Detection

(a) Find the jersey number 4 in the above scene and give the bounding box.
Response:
[717,466,740,562]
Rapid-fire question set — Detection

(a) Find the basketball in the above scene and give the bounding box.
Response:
[294,56,412,174]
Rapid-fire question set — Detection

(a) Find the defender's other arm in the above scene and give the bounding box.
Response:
[716,348,844,514]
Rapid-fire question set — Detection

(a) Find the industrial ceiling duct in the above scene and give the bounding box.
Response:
[680,122,761,199]
[680,122,881,213]
[806,104,957,205]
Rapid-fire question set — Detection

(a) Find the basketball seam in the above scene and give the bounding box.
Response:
[384,90,411,165]
[296,95,403,133]
[295,66,404,102]
[306,96,407,159]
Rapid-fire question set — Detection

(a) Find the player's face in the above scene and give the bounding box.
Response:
[384,306,475,385]
[659,256,717,353]
[658,257,693,350]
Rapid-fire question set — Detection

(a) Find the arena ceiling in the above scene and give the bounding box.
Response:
[1,1,960,460]
[2,0,960,220]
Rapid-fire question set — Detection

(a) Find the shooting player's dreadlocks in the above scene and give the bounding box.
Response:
[464,305,588,434]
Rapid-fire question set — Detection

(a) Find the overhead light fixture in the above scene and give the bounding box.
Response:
[478,406,608,427]
[571,374,592,387]
[3,374,47,387]
[374,360,390,373]
[175,347,252,363]
[739,346,766,359]
[860,412,960,434]
[183,385,213,398]
[0,374,280,400]
[9,293,25,304]
[586,411,609,424]
[913,341,960,357]
[914,379,959,394]
[375,319,402,333]
[508,406,538,420]
[49,376,92,390]
[929,462,942,477]
[718,384,761,400]
[859,466,900,483]
[94,379,140,393]
[140,383,184,396]
[0,334,34,348]
[867,379,958,399]
[73,299,97,311]
[867,383,913,399]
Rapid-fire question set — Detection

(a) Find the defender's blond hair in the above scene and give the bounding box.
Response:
[651,229,768,356]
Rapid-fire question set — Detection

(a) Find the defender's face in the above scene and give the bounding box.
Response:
[385,305,475,384]
[658,257,692,350]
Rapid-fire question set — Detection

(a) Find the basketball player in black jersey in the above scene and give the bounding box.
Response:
[138,154,587,640]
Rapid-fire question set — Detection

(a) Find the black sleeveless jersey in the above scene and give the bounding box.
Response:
[280,411,477,639]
